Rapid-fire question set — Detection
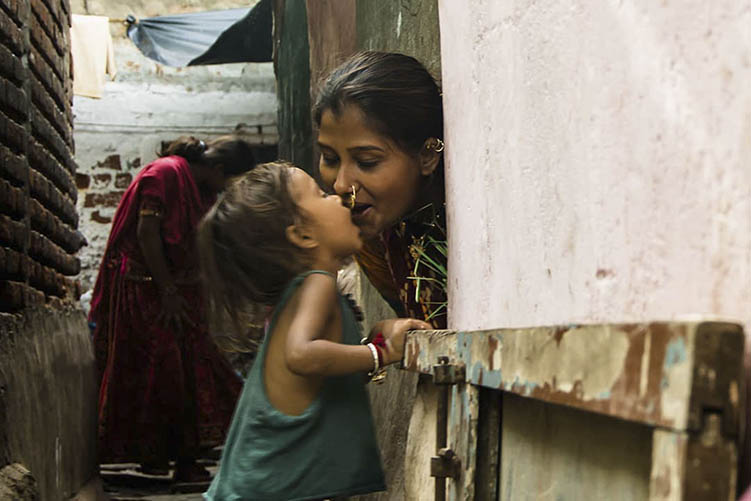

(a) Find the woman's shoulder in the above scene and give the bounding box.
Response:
[136,156,191,188]
[143,155,189,174]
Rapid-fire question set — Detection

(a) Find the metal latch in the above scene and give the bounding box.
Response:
[431,447,461,479]
[431,356,465,500]
[433,355,465,385]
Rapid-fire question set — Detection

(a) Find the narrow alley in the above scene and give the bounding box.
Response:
[2,0,750,500]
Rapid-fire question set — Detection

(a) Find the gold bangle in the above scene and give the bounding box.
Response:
[139,208,163,218]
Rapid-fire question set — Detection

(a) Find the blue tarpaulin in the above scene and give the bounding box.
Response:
[126,0,271,67]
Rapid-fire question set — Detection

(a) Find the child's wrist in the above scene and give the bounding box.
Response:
[366,343,382,374]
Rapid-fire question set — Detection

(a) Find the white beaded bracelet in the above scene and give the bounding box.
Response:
[366,343,380,375]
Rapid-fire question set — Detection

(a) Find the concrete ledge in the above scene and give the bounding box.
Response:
[0,306,97,500]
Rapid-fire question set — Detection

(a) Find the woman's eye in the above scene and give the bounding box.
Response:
[321,155,339,166]
[357,159,379,169]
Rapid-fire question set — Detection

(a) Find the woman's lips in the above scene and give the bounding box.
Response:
[351,204,372,221]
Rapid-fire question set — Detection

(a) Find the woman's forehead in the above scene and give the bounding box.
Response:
[318,105,391,149]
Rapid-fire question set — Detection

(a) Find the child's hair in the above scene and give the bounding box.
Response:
[313,51,443,161]
[159,134,256,177]
[197,161,310,347]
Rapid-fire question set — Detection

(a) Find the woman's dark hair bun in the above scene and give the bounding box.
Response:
[159,136,207,163]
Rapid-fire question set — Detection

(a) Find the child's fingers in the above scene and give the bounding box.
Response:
[405,319,433,331]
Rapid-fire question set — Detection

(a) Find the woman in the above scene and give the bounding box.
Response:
[88,135,253,481]
[314,51,447,328]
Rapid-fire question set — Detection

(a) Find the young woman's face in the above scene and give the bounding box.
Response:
[289,168,363,258]
[317,105,425,240]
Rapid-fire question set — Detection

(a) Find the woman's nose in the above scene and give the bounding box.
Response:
[333,167,354,196]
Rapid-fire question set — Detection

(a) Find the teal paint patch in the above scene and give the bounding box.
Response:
[659,337,688,390]
[509,375,539,396]
[664,337,687,369]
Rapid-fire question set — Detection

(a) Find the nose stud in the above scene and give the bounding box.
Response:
[346,185,357,209]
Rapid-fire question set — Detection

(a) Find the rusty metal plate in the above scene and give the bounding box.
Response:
[403,321,744,432]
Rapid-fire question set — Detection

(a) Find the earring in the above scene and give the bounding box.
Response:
[426,137,445,153]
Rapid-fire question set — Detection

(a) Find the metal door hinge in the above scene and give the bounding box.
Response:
[431,447,461,479]
[433,355,465,385]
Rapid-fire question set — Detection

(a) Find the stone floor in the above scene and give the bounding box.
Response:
[73,459,217,501]
[100,461,216,501]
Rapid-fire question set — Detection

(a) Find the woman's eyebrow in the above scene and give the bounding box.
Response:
[349,145,385,153]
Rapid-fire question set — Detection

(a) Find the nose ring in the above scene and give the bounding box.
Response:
[346,185,357,209]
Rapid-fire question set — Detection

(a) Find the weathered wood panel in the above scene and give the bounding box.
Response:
[447,383,479,501]
[404,321,744,432]
[500,393,652,501]
[473,388,501,501]
[305,0,356,95]
[649,429,688,500]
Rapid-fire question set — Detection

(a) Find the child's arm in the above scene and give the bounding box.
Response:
[368,317,433,364]
[284,274,429,376]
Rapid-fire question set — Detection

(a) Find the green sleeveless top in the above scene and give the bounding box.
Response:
[204,271,385,501]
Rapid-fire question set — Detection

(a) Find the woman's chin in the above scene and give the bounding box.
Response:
[356,225,381,241]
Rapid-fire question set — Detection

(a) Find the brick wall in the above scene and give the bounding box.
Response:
[0,0,84,312]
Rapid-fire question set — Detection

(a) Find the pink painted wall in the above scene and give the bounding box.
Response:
[439,1,751,334]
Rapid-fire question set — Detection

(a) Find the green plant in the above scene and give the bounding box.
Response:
[408,234,448,321]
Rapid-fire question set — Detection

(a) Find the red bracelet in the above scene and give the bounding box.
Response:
[374,344,384,366]
[372,332,386,349]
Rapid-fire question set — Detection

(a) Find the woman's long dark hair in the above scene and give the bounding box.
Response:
[313,51,444,162]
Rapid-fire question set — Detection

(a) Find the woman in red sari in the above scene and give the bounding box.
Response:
[88,136,253,481]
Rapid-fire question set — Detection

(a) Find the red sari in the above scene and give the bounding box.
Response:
[89,156,241,465]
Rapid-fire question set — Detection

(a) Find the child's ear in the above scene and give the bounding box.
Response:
[418,142,441,177]
[285,224,319,250]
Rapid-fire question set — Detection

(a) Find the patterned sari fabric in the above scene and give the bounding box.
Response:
[357,203,448,330]
[88,156,241,465]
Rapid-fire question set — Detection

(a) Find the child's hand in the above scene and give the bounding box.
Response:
[372,318,433,365]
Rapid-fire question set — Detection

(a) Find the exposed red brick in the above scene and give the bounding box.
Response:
[29,139,76,198]
[75,173,89,189]
[32,106,70,166]
[31,0,64,58]
[0,7,25,56]
[0,109,28,154]
[29,198,85,253]
[0,281,45,312]
[30,73,70,144]
[0,143,26,185]
[97,154,122,171]
[0,74,28,121]
[0,214,26,250]
[114,173,132,189]
[127,157,141,170]
[29,12,64,82]
[83,191,124,209]
[93,173,112,186]
[1,0,79,309]
[0,42,25,85]
[29,45,67,117]
[90,210,112,224]
[0,178,26,217]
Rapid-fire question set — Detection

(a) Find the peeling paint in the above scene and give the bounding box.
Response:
[403,322,739,430]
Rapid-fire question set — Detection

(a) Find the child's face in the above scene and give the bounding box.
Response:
[288,168,363,258]
[317,104,425,240]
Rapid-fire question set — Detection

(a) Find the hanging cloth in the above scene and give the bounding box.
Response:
[70,14,117,98]
[125,0,272,68]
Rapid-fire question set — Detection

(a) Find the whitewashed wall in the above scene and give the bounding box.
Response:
[71,0,277,290]
[440,0,751,333]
